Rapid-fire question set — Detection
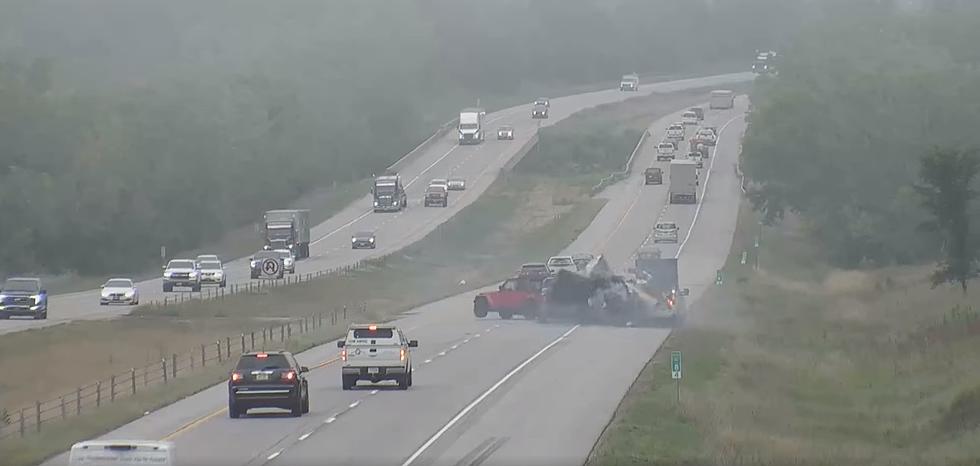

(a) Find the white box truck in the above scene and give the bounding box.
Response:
[669,159,698,204]
[458,108,485,145]
[709,90,735,109]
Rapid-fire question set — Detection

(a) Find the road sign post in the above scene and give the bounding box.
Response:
[715,270,723,285]
[671,351,682,404]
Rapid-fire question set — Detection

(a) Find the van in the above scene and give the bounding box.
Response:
[69,440,176,466]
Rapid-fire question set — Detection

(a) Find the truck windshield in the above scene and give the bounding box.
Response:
[376,185,396,194]
[459,123,478,130]
[2,279,39,292]
[548,258,573,267]
[267,229,293,240]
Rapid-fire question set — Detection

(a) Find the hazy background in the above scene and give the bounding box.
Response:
[0,0,957,275]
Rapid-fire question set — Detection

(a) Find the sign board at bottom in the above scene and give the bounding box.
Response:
[671,351,682,379]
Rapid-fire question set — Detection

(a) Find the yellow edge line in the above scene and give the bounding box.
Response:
[161,355,342,441]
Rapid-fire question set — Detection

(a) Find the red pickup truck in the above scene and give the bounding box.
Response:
[473,277,543,320]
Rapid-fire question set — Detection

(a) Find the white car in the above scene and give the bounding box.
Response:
[653,221,679,243]
[447,178,466,191]
[497,125,515,140]
[70,440,175,466]
[195,254,219,267]
[198,260,228,286]
[666,124,685,141]
[687,152,704,168]
[656,141,677,161]
[681,111,699,125]
[338,323,418,390]
[546,256,577,274]
[100,278,139,305]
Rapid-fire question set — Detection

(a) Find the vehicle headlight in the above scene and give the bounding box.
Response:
[250,260,258,267]
[125,290,135,297]
[393,200,399,206]
[374,201,379,207]
[0,294,7,300]
[369,237,375,243]
[31,294,42,301]
[189,271,198,277]
[164,272,172,278]
[351,238,357,243]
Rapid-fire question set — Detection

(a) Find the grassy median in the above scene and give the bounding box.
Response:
[0,86,716,466]
[589,205,980,466]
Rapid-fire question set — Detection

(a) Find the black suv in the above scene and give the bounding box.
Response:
[228,351,310,418]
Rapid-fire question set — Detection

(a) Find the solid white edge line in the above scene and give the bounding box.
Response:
[674,110,743,259]
[400,325,580,466]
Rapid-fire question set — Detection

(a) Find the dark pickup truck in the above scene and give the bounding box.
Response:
[424,186,448,207]
[0,277,48,320]
[645,167,663,185]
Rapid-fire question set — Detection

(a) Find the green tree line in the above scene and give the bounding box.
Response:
[0,0,807,275]
[742,4,980,266]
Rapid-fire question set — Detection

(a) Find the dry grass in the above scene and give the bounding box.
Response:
[590,207,980,466]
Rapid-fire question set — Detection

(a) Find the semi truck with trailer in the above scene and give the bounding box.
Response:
[262,209,311,259]
[458,108,485,145]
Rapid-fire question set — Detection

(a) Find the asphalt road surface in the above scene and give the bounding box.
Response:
[43,95,748,466]
[2,72,751,336]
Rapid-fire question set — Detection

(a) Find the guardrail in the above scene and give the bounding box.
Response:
[590,130,650,195]
[0,265,377,441]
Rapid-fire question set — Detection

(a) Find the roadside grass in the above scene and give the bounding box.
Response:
[0,87,718,466]
[589,206,980,466]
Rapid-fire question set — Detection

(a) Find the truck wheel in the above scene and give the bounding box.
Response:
[522,301,539,319]
[397,373,409,390]
[342,375,356,390]
[499,311,514,320]
[407,368,413,387]
[290,396,303,417]
[220,280,227,288]
[228,401,242,419]
[473,298,489,318]
[192,283,202,292]
[163,283,173,292]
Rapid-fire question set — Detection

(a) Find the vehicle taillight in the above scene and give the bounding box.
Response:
[282,371,296,382]
[400,348,406,362]
[231,372,243,383]
[341,349,347,362]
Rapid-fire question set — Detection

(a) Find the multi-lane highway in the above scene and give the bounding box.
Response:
[2,72,751,336]
[43,93,748,466]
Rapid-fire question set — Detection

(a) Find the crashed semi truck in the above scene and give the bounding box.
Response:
[629,248,690,325]
[262,209,311,259]
[535,254,655,326]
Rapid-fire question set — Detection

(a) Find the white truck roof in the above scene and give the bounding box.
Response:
[69,440,175,466]
[459,112,480,125]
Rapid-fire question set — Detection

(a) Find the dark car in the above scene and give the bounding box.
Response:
[424,186,449,207]
[645,167,663,185]
[249,250,284,279]
[531,104,549,119]
[0,277,47,320]
[228,351,310,418]
[351,231,376,249]
[518,263,551,282]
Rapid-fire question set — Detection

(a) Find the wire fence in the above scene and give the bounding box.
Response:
[0,293,370,442]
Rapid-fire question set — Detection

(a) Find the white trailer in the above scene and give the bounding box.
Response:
[709,90,735,109]
[669,159,698,204]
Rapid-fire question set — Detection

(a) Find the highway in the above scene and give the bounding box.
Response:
[43,95,748,466]
[1,72,752,336]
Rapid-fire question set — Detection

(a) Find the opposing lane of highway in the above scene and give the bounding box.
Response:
[3,72,752,336]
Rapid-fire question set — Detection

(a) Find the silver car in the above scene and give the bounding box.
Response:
[100,278,139,305]
[447,178,466,191]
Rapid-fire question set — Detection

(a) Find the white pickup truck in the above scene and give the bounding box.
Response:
[338,323,418,390]
[656,141,677,161]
